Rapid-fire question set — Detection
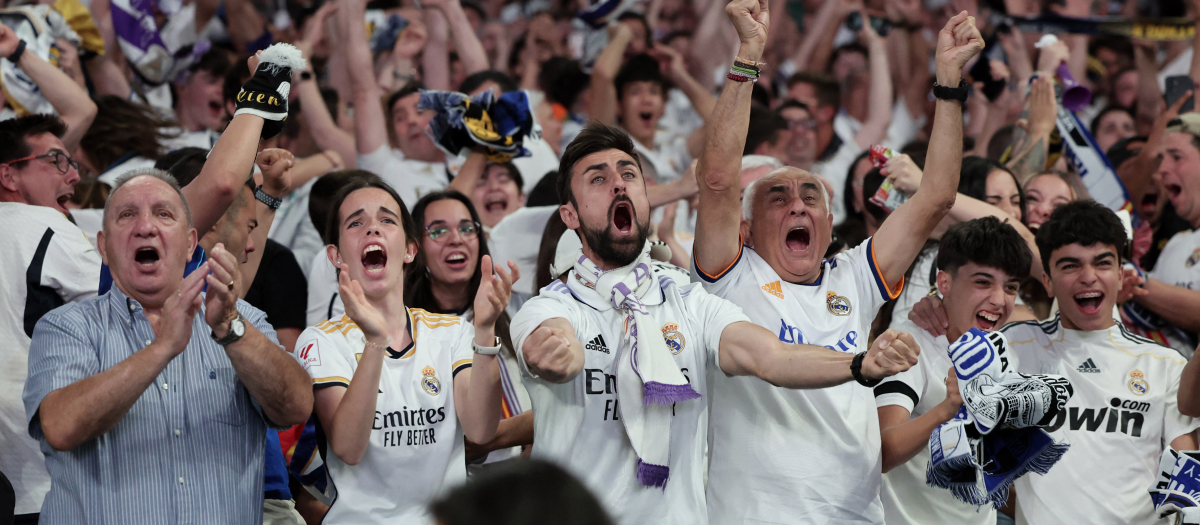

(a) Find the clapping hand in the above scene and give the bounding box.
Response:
[204,244,243,339]
[473,255,519,329]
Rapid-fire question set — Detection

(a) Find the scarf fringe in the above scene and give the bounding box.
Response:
[636,459,669,489]
[642,381,701,405]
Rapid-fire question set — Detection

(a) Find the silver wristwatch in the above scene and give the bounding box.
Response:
[212,313,246,346]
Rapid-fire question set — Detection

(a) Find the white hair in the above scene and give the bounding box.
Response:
[104,168,194,228]
[741,167,833,221]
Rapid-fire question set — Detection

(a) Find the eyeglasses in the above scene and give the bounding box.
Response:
[426,220,481,241]
[787,119,818,131]
[3,151,79,174]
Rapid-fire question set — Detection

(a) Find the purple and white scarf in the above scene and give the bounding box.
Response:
[566,242,699,488]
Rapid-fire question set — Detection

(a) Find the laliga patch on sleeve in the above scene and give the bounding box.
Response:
[298,339,322,369]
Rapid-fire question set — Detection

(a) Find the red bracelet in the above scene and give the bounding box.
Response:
[727,72,754,83]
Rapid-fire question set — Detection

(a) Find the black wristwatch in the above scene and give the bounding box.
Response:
[932,79,969,102]
[851,351,881,387]
[255,185,282,210]
[212,313,246,346]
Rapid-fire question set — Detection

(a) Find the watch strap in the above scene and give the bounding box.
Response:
[8,40,26,63]
[851,351,881,387]
[212,313,245,346]
[932,79,969,102]
[473,336,502,356]
[255,185,283,210]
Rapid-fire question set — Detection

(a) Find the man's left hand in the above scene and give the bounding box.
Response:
[205,243,243,338]
[934,10,984,85]
[256,148,295,198]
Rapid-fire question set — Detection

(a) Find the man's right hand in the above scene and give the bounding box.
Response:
[156,262,209,356]
[861,328,919,380]
[934,10,984,85]
[725,0,769,52]
[523,324,577,382]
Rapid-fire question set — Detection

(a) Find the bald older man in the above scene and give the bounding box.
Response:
[691,10,983,525]
[22,170,313,525]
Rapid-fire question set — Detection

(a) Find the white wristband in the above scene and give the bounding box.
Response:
[473,336,502,356]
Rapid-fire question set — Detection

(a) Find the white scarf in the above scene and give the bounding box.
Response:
[566,241,698,488]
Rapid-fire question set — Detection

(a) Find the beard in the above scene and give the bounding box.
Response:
[577,195,651,268]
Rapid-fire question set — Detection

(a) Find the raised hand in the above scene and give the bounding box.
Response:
[204,244,244,337]
[881,153,924,194]
[393,18,428,59]
[297,1,337,56]
[861,328,920,380]
[1117,266,1149,303]
[909,294,949,337]
[935,10,984,84]
[522,324,576,381]
[649,43,688,82]
[155,261,209,354]
[255,148,295,198]
[473,255,519,329]
[939,367,963,416]
[1035,39,1069,75]
[1024,76,1058,136]
[725,0,769,51]
[336,261,389,344]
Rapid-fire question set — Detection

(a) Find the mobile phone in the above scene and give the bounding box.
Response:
[845,12,892,36]
[1165,75,1195,113]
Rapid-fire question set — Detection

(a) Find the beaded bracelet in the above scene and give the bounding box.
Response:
[732,59,761,75]
[364,336,393,351]
[727,71,755,83]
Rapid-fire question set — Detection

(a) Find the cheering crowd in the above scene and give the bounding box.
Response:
[4,0,1200,521]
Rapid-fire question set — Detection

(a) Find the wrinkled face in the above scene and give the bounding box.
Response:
[0,133,79,214]
[421,198,480,288]
[560,149,652,268]
[1023,175,1074,231]
[779,106,817,165]
[939,263,1020,334]
[99,176,197,305]
[1113,70,1139,108]
[1094,110,1135,154]
[1157,132,1200,226]
[329,188,417,299]
[831,51,867,83]
[472,164,524,227]
[175,70,226,132]
[1042,242,1120,331]
[619,81,665,142]
[536,100,563,155]
[390,93,440,162]
[743,169,833,283]
[985,169,1023,223]
[209,186,259,264]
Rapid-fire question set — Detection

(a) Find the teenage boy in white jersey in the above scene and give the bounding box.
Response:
[511,82,920,525]
[873,216,1033,524]
[689,6,982,524]
[999,201,1198,524]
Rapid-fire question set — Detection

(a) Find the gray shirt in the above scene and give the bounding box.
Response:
[23,285,281,524]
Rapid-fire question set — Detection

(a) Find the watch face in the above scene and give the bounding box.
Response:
[232,316,245,337]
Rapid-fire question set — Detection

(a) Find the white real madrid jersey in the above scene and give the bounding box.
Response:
[510,272,749,525]
[692,238,901,525]
[1000,316,1199,525]
[294,309,475,525]
[874,320,996,525]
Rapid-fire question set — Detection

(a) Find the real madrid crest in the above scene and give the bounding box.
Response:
[826,291,852,316]
[421,366,442,396]
[661,323,686,355]
[1128,369,1149,396]
[1187,248,1200,268]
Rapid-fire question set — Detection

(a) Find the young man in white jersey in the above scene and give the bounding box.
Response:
[511,63,920,525]
[873,216,1033,524]
[688,6,982,524]
[1000,200,1198,524]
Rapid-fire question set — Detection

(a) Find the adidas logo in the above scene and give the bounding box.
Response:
[585,335,610,354]
[1077,358,1101,373]
[762,281,784,299]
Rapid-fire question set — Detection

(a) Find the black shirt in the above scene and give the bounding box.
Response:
[244,239,308,333]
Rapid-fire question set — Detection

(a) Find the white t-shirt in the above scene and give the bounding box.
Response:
[306,252,344,327]
[268,177,325,277]
[832,101,925,154]
[693,238,902,525]
[1147,228,1200,354]
[295,309,476,524]
[0,203,100,514]
[632,129,692,183]
[874,320,997,525]
[1001,316,1199,525]
[510,271,750,525]
[356,145,448,208]
[487,206,557,296]
[812,134,863,226]
[888,247,939,332]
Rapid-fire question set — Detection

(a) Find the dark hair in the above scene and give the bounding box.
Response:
[430,459,614,525]
[0,114,67,166]
[1090,105,1134,136]
[458,70,519,95]
[535,211,569,291]
[81,96,180,175]
[751,83,773,108]
[860,166,890,224]
[660,30,691,46]
[745,103,787,156]
[898,141,927,169]
[311,170,378,244]
[937,216,1032,280]
[1089,35,1134,61]
[526,170,560,207]
[829,43,868,73]
[1106,135,1148,168]
[1035,200,1127,274]
[539,57,589,109]
[616,11,653,50]
[786,71,840,108]
[776,99,811,115]
[222,56,253,104]
[614,54,666,101]
[176,48,233,110]
[384,81,427,146]
[556,122,640,206]
[986,125,1016,161]
[842,150,872,223]
[959,156,1025,221]
[155,147,209,186]
[324,173,418,253]
[485,161,525,192]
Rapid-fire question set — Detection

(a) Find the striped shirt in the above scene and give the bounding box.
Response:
[23,285,282,525]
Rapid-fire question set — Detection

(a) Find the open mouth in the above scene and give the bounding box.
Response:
[1165,183,1183,202]
[56,193,72,209]
[785,227,811,252]
[362,244,387,273]
[445,252,468,270]
[1141,191,1159,212]
[485,196,508,214]
[975,310,1000,330]
[612,202,633,234]
[1073,291,1104,314]
[135,247,160,266]
[638,111,654,126]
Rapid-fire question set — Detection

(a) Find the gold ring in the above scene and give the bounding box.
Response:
[228,280,235,291]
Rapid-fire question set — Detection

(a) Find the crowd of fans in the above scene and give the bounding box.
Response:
[2,0,1200,522]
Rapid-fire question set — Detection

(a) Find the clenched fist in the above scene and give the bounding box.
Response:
[522,322,582,383]
[861,328,920,380]
[934,11,984,86]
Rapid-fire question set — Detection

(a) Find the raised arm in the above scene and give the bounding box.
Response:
[424,0,489,75]
[1133,40,1161,134]
[1006,76,1056,183]
[692,0,765,277]
[717,322,919,388]
[0,25,96,153]
[652,43,717,157]
[452,256,516,443]
[1132,280,1200,333]
[340,0,391,154]
[449,151,488,195]
[83,0,133,98]
[520,317,586,383]
[872,12,982,287]
[790,0,856,73]
[851,14,894,150]
[589,23,634,127]
[183,73,265,234]
[240,149,295,299]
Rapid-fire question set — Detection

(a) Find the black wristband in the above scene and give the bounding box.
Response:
[851,352,881,387]
[299,71,313,81]
[8,40,26,63]
[254,185,282,210]
[932,79,969,102]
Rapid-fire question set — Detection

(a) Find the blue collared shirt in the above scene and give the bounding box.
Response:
[23,284,282,525]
